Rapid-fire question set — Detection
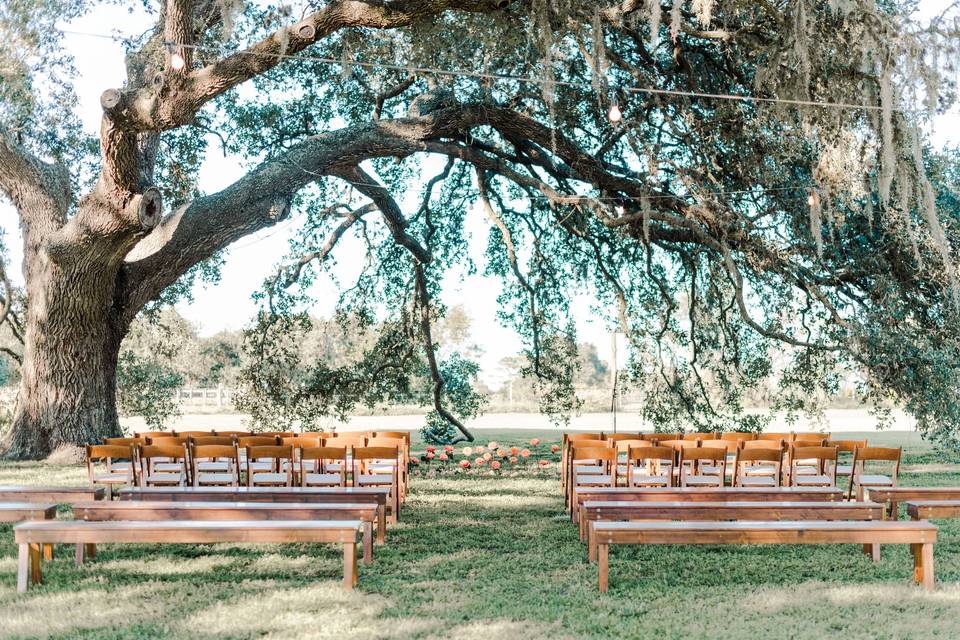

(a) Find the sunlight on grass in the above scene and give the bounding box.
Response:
[0,432,957,638]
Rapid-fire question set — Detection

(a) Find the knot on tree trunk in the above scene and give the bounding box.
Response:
[130,187,163,231]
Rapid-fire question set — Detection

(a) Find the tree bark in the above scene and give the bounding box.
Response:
[1,199,134,459]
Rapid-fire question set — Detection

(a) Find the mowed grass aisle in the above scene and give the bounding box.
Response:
[0,434,959,639]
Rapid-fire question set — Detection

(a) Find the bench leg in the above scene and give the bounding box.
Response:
[17,544,29,593]
[343,542,357,590]
[598,543,609,594]
[377,506,386,544]
[85,543,97,560]
[75,543,85,566]
[913,543,935,590]
[43,544,54,561]
[588,525,597,563]
[363,522,373,565]
[889,500,898,520]
[862,543,880,562]
[29,543,42,586]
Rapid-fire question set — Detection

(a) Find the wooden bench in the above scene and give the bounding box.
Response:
[14,519,363,592]
[907,500,960,520]
[592,520,938,593]
[574,486,844,526]
[0,486,105,503]
[867,487,960,519]
[581,501,886,561]
[118,486,390,541]
[0,503,58,561]
[72,501,379,564]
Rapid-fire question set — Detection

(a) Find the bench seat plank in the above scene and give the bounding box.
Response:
[580,501,885,557]
[14,520,362,592]
[868,488,960,518]
[118,486,391,541]
[907,500,960,520]
[0,503,57,522]
[0,486,104,503]
[72,501,379,564]
[592,520,937,593]
[574,486,844,524]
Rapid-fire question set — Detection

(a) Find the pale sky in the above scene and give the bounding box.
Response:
[1,1,957,388]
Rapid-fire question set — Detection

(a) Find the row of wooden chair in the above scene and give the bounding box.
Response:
[562,432,900,507]
[87,440,408,508]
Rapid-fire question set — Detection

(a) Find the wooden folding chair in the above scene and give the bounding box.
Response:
[300,446,348,487]
[191,444,240,486]
[137,444,188,487]
[353,446,401,522]
[733,445,783,487]
[366,437,409,500]
[680,445,727,487]
[238,436,281,476]
[626,445,674,487]
[719,432,756,444]
[789,445,838,487]
[86,444,137,498]
[832,439,867,481]
[613,439,652,485]
[848,446,901,501]
[569,445,618,492]
[245,445,294,487]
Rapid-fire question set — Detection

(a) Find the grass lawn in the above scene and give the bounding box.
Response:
[0,432,959,639]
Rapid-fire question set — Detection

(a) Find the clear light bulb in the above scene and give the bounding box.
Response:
[607,103,622,123]
[170,52,186,71]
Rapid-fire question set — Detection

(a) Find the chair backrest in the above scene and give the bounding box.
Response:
[792,433,829,445]
[134,431,171,439]
[627,445,675,464]
[645,433,683,443]
[191,444,238,462]
[719,432,756,442]
[366,436,406,449]
[791,445,838,461]
[146,435,188,446]
[138,443,187,461]
[681,445,727,464]
[853,446,902,470]
[373,431,411,443]
[281,435,323,449]
[104,436,145,446]
[735,446,783,463]
[353,446,401,462]
[324,435,367,448]
[570,446,617,464]
[86,444,137,484]
[213,430,251,438]
[189,436,235,447]
[684,432,718,441]
[757,433,791,441]
[743,439,785,451]
[614,439,652,453]
[177,431,215,438]
[301,431,336,440]
[604,433,642,443]
[259,431,295,438]
[245,445,294,462]
[238,435,280,448]
[832,439,868,454]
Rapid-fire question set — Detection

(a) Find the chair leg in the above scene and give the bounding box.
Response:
[43,544,54,561]
[598,543,609,594]
[588,524,597,563]
[914,543,935,590]
[75,543,85,566]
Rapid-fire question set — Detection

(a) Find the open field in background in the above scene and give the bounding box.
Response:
[1,432,959,639]
[119,407,920,436]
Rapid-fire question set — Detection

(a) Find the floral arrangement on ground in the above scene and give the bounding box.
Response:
[410,439,560,476]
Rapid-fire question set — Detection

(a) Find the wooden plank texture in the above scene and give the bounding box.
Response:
[0,486,105,503]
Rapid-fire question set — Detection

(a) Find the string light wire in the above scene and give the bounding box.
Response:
[58,27,902,113]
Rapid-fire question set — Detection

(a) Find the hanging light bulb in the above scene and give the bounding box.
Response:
[607,102,623,123]
[166,42,186,71]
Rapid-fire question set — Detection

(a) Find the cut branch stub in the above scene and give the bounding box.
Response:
[134,187,163,230]
[100,89,122,111]
[295,22,316,39]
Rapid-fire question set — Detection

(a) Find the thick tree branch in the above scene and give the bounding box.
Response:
[0,133,71,227]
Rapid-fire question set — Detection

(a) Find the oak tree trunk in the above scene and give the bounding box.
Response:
[2,212,132,459]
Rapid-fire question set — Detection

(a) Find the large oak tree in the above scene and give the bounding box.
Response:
[1,0,959,456]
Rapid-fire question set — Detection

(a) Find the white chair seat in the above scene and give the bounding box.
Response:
[302,472,342,486]
[573,464,605,476]
[630,473,670,487]
[576,474,614,487]
[251,472,289,485]
[195,472,236,485]
[93,472,131,484]
[196,461,230,472]
[793,464,818,475]
[836,464,853,477]
[856,474,893,487]
[144,472,184,485]
[684,475,723,487]
[793,474,834,486]
[738,476,778,487]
